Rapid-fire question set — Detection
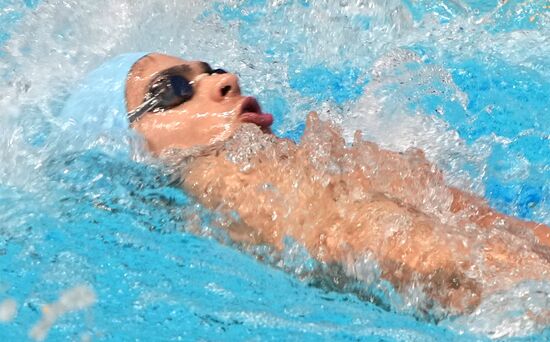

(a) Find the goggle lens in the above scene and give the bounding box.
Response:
[127,65,227,123]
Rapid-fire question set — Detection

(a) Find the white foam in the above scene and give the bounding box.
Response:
[0,298,17,323]
[29,285,96,342]
[2,0,549,338]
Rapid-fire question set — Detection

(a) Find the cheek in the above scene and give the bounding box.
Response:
[179,102,241,137]
[189,114,240,143]
[133,109,241,153]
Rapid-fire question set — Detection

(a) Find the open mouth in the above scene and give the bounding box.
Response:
[239,97,274,130]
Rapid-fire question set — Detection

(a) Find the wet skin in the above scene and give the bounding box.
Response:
[126,53,550,314]
[126,53,273,154]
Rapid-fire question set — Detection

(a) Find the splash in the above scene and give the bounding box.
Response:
[28,285,96,342]
[0,299,17,323]
[1,0,549,340]
[173,118,549,331]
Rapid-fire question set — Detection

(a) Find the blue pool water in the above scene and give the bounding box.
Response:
[0,0,549,340]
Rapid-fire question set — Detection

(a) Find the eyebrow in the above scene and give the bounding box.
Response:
[198,62,213,74]
[150,64,192,84]
[146,62,212,90]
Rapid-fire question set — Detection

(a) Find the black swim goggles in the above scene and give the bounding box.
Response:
[127,63,226,123]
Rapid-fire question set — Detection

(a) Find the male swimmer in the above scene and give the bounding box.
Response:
[62,52,550,315]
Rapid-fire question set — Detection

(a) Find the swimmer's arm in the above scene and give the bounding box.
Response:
[181,148,482,313]
[345,124,550,248]
[178,116,548,313]
[449,187,550,247]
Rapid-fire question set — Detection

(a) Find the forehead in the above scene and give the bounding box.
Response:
[125,53,204,112]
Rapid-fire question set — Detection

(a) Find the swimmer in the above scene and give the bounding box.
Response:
[63,52,550,315]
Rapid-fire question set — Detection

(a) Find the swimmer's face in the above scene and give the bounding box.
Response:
[126,53,273,154]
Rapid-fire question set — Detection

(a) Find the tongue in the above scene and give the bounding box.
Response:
[240,112,274,127]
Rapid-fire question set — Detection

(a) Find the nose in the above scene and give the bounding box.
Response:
[208,73,241,102]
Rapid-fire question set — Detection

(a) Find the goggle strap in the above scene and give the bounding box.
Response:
[127,96,160,123]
